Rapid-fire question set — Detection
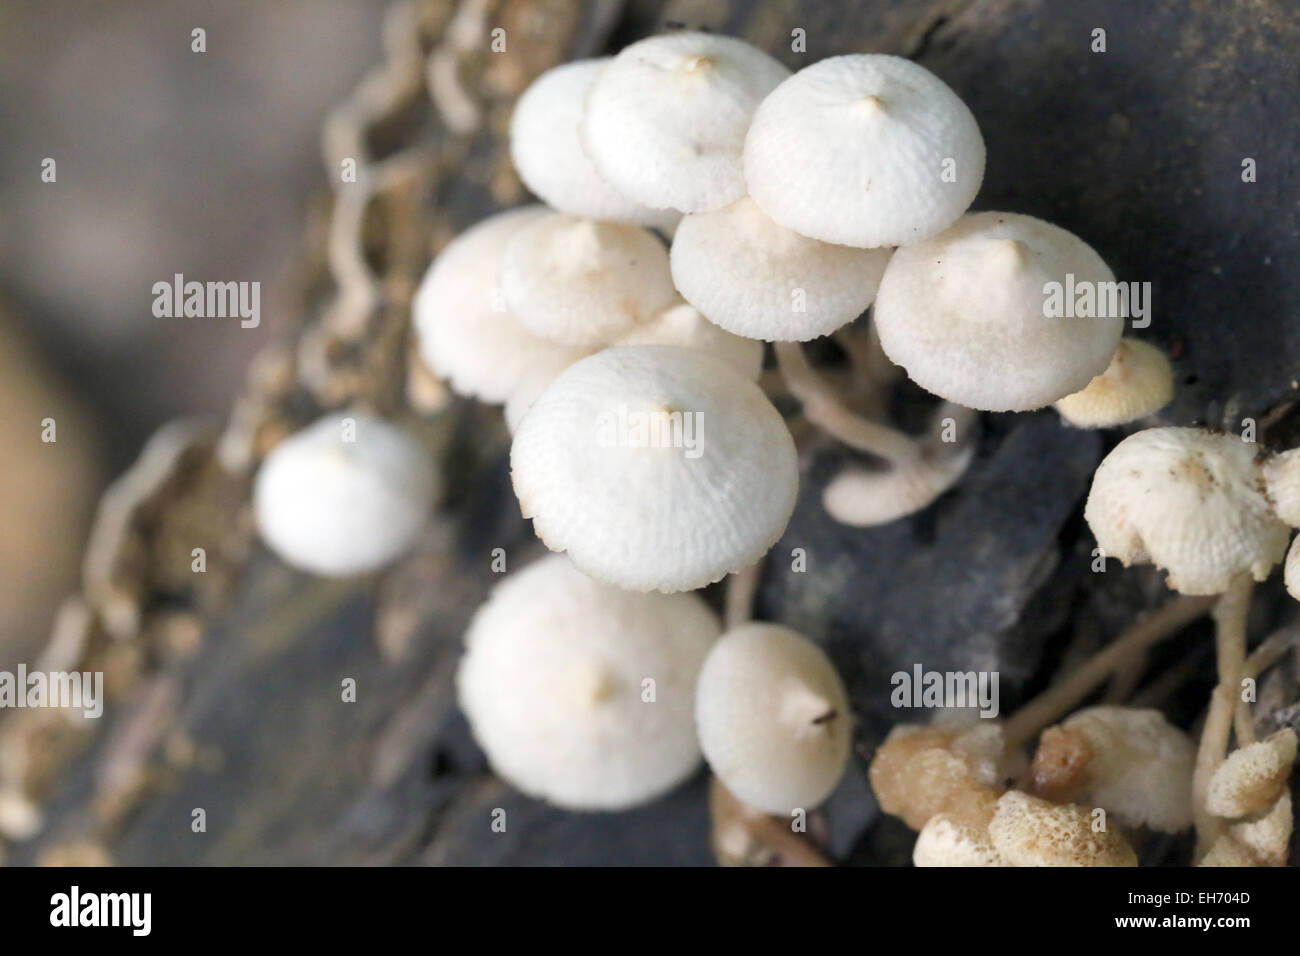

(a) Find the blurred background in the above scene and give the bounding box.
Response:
[0,0,390,666]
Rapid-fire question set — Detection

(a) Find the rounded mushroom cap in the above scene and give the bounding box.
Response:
[874,211,1124,411]
[413,206,588,402]
[580,32,791,213]
[1055,338,1174,428]
[1263,448,1300,527]
[1285,535,1300,601]
[509,58,678,229]
[511,346,798,592]
[913,787,1006,867]
[988,791,1138,867]
[457,555,720,811]
[669,197,891,341]
[744,54,984,248]
[614,301,764,381]
[1206,729,1297,819]
[869,722,1007,830]
[500,213,677,348]
[253,413,435,576]
[1084,427,1290,594]
[695,623,851,815]
[1053,706,1196,832]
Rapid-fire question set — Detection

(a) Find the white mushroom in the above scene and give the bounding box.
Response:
[1034,706,1196,833]
[874,211,1124,411]
[580,32,791,212]
[456,555,720,810]
[500,213,678,347]
[1054,338,1175,428]
[669,197,891,341]
[1084,427,1290,595]
[511,346,798,592]
[695,623,851,815]
[987,791,1138,867]
[413,206,588,402]
[253,413,436,576]
[744,54,984,248]
[509,58,678,230]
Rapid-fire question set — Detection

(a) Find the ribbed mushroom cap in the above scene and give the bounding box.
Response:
[511,346,798,592]
[874,211,1124,411]
[1053,706,1195,832]
[413,206,588,402]
[988,791,1138,867]
[670,197,891,341]
[744,54,984,248]
[580,32,791,213]
[1206,729,1297,819]
[1055,338,1174,428]
[1084,427,1290,594]
[456,554,720,811]
[503,303,761,435]
[500,213,678,347]
[253,413,436,577]
[695,623,851,815]
[509,58,678,229]
[1263,448,1300,526]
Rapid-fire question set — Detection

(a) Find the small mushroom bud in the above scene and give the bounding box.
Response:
[1036,706,1196,833]
[581,33,791,213]
[913,787,1007,867]
[511,346,798,593]
[500,213,678,347]
[413,206,588,403]
[1085,427,1291,594]
[869,722,1007,830]
[669,196,891,341]
[456,555,721,811]
[509,58,678,229]
[1205,728,1297,819]
[253,413,436,576]
[695,623,851,815]
[873,211,1124,411]
[1054,338,1174,428]
[744,54,985,248]
[987,791,1138,867]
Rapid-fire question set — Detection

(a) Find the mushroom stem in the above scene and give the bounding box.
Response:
[725,558,765,629]
[1003,594,1215,751]
[1193,575,1253,859]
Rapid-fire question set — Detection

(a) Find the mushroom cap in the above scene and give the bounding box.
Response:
[456,554,721,811]
[511,346,798,592]
[869,722,1007,830]
[987,791,1138,867]
[503,348,592,435]
[1263,448,1300,527]
[500,213,678,347]
[580,32,791,213]
[1056,706,1195,832]
[1224,788,1293,866]
[744,54,985,248]
[413,206,588,402]
[509,58,679,230]
[1055,338,1174,428]
[1286,535,1300,601]
[1084,427,1290,594]
[1206,729,1297,819]
[913,788,1006,867]
[253,413,436,576]
[874,212,1124,411]
[669,197,891,341]
[695,623,851,815]
[613,301,764,381]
